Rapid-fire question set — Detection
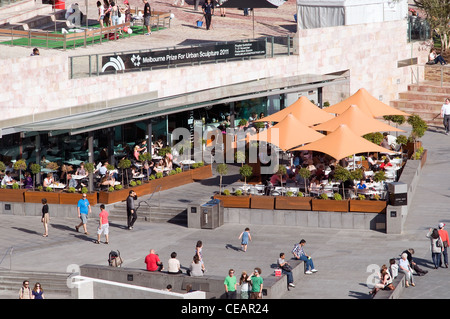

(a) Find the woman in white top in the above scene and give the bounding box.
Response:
[398,253,415,287]
[239,271,251,299]
[97,1,105,27]
[43,173,54,188]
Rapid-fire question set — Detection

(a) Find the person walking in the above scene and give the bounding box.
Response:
[239,227,252,252]
[438,223,449,268]
[41,198,49,237]
[126,190,137,230]
[292,239,318,274]
[202,0,214,30]
[426,228,444,269]
[75,193,91,235]
[95,204,109,244]
[224,269,237,299]
[19,280,32,299]
[440,98,450,135]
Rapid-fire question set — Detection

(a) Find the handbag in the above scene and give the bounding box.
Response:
[281,263,292,272]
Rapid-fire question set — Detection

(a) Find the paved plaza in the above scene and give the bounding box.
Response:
[0,124,449,299]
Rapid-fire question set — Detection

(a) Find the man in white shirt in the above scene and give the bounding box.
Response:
[1,172,14,188]
[441,98,450,135]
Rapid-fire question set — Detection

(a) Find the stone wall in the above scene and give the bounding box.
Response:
[0,19,429,128]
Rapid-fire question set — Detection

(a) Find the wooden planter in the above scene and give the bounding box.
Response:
[25,191,60,204]
[250,196,275,210]
[214,195,251,208]
[98,188,129,204]
[311,199,349,212]
[158,171,193,191]
[190,164,213,181]
[349,199,387,213]
[0,189,26,202]
[275,196,312,211]
[59,192,98,205]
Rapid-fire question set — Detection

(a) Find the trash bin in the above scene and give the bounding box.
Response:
[187,203,202,229]
[200,199,223,229]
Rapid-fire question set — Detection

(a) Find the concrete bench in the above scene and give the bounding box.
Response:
[80,259,305,299]
[372,273,406,299]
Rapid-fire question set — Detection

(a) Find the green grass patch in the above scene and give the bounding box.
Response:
[0,24,163,49]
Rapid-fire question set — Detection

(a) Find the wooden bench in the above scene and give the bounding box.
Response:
[129,9,171,30]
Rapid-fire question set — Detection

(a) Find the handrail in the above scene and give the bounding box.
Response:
[0,247,13,270]
[136,184,163,212]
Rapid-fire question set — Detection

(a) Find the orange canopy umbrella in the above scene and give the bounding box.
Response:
[255,96,334,126]
[313,104,404,136]
[325,88,410,117]
[292,124,396,161]
[248,113,325,151]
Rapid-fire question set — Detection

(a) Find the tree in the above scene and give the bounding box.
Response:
[276,164,287,188]
[334,165,351,199]
[30,163,41,191]
[13,159,27,185]
[84,162,95,193]
[216,163,228,194]
[118,159,131,186]
[407,114,428,154]
[414,0,450,51]
[298,167,311,196]
[239,164,253,185]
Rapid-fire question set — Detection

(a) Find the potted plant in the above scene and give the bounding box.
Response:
[396,135,408,155]
[30,163,41,191]
[333,165,350,199]
[275,190,312,210]
[118,158,131,186]
[239,164,253,185]
[276,164,287,188]
[298,167,311,196]
[84,162,95,193]
[13,159,27,185]
[407,114,428,155]
[214,187,251,208]
[216,163,228,195]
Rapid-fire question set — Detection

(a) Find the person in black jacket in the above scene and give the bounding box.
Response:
[127,190,137,230]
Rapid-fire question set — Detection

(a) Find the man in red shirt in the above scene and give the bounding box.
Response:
[145,249,163,271]
[438,223,449,268]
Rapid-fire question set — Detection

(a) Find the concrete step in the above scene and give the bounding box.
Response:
[0,270,72,298]
[398,91,449,103]
[0,3,53,25]
[108,204,188,225]
[391,99,442,112]
[0,0,35,14]
[407,82,450,95]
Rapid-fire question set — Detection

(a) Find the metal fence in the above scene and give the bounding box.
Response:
[68,35,293,79]
[407,15,431,42]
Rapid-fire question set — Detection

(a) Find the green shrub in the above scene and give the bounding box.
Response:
[297,192,304,197]
[333,193,342,201]
[81,187,88,194]
[45,187,53,192]
[108,186,115,192]
[320,193,328,200]
[156,172,163,179]
[130,180,136,187]
[114,184,123,191]
[68,187,76,193]
[235,189,243,196]
[223,189,231,196]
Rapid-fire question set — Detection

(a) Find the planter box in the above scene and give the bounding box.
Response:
[0,189,26,202]
[59,192,98,206]
[158,171,193,191]
[250,196,275,209]
[275,196,312,211]
[349,199,387,213]
[190,165,213,181]
[311,199,349,212]
[98,188,129,204]
[24,191,60,204]
[214,195,251,208]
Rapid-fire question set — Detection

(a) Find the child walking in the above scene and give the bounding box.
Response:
[239,227,252,252]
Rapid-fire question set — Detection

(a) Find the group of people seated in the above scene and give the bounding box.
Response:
[263,150,398,198]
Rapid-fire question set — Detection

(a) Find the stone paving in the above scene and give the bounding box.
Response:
[0,124,449,299]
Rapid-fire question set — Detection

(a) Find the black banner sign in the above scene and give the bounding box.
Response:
[101,40,266,72]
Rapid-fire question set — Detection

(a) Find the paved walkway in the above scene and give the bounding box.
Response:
[0,124,449,299]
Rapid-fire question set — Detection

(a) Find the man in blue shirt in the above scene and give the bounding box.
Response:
[292,239,318,274]
[75,193,91,235]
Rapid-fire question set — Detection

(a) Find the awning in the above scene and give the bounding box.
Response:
[2,73,348,137]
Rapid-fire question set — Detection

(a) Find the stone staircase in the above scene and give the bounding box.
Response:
[107,201,188,226]
[391,65,450,127]
[0,0,54,27]
[0,270,73,299]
